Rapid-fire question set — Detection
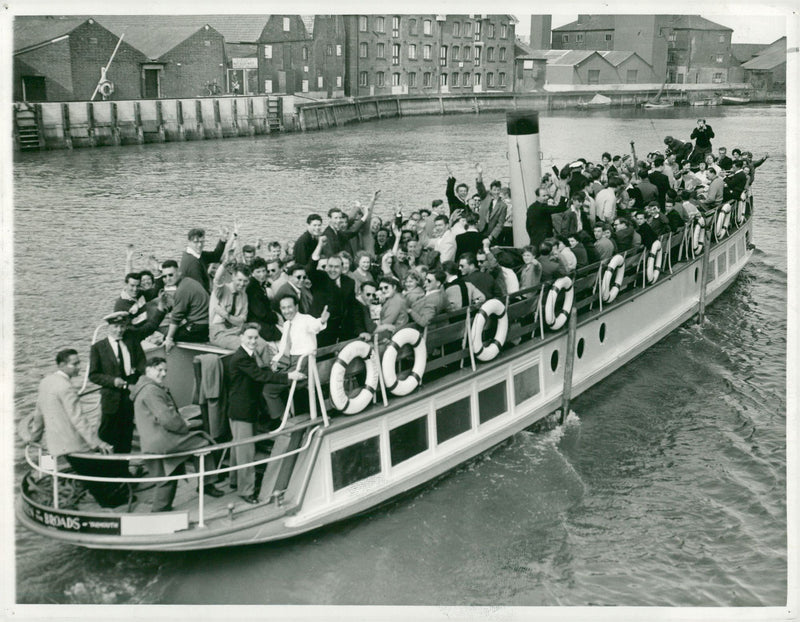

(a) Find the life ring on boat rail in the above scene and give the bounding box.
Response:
[646,240,663,284]
[544,276,574,330]
[381,327,427,396]
[600,254,625,303]
[735,196,747,226]
[691,216,706,255]
[99,81,114,97]
[330,340,379,415]
[469,298,508,362]
[715,203,732,240]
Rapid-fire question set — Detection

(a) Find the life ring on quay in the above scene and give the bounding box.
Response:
[470,299,508,362]
[330,340,379,415]
[99,81,114,97]
[646,240,663,284]
[715,203,732,240]
[545,276,574,330]
[600,254,625,303]
[691,216,705,255]
[381,327,427,396]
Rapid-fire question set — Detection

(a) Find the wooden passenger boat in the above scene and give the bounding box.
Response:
[17,113,756,551]
[721,96,751,105]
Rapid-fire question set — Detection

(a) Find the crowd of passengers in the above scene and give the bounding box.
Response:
[27,121,766,511]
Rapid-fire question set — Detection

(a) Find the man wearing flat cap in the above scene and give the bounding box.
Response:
[89,295,169,458]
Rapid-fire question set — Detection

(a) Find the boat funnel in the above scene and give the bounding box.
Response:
[507,111,541,247]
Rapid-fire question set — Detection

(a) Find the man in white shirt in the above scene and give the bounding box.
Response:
[594,178,618,224]
[425,215,457,264]
[271,295,330,372]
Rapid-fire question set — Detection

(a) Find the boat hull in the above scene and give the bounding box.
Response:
[16,220,753,550]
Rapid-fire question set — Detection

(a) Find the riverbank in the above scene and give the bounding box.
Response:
[12,85,783,152]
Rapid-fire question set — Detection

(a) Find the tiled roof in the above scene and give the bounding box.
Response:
[741,37,786,70]
[94,16,219,59]
[549,50,597,66]
[14,15,90,52]
[552,16,614,32]
[669,15,732,31]
[731,43,768,63]
[599,51,635,66]
[192,15,271,42]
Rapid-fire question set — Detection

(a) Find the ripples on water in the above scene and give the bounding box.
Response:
[12,106,786,606]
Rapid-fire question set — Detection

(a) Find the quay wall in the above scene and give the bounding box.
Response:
[13,84,783,151]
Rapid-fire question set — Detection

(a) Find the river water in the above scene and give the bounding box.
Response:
[11,106,787,607]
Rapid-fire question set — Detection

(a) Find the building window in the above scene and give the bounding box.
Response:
[375,16,385,32]
[453,46,460,61]
[501,23,507,39]
[302,46,308,61]
[474,20,481,40]
[499,47,506,62]
[440,45,448,66]
[453,21,460,36]
[408,72,416,87]
[718,34,725,43]
[393,16,400,37]
[464,22,472,36]
[440,72,447,86]
[336,75,342,87]
[326,44,333,56]
[668,51,676,63]
[576,33,584,43]
[392,44,400,65]
[668,33,676,42]
[463,72,470,86]
[463,46,470,63]
[452,72,459,86]
[587,69,600,84]
[282,17,291,32]
[487,72,494,86]
[317,75,323,88]
[336,44,342,56]
[605,33,612,42]
[626,69,638,83]
[409,19,417,35]
[359,71,368,86]
[264,79,273,93]
[263,44,272,59]
[712,72,723,83]
[562,34,569,43]
[359,16,368,32]
[474,46,481,67]
[89,37,98,44]
[488,23,495,38]
[423,44,432,60]
[423,19,432,35]
[474,72,481,86]
[359,42,368,58]
[715,55,724,63]
[377,43,385,58]
[423,71,432,87]
[376,71,385,87]
[499,71,506,86]
[487,47,494,62]
[392,72,401,86]
[408,44,417,60]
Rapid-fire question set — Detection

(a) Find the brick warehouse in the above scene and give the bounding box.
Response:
[343,14,517,96]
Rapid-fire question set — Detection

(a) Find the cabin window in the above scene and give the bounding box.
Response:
[577,338,585,359]
[478,381,507,423]
[717,253,727,275]
[729,245,737,265]
[705,262,716,284]
[436,396,472,443]
[694,267,699,283]
[390,417,428,465]
[331,436,381,491]
[550,350,559,372]
[514,365,540,405]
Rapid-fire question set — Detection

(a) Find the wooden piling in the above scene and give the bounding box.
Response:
[559,309,578,425]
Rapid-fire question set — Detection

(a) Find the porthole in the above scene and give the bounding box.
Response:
[577,338,585,359]
[550,350,559,372]
[599,323,606,343]
[694,267,699,283]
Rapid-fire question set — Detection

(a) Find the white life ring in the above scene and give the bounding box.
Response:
[329,340,379,415]
[646,240,663,284]
[715,203,732,240]
[469,299,508,362]
[381,327,427,396]
[600,254,625,303]
[99,81,114,97]
[692,216,706,255]
[544,276,574,330]
[735,196,747,226]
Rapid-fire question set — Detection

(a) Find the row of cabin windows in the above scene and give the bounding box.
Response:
[357,15,509,39]
[358,42,508,66]
[357,71,507,88]
[331,365,541,492]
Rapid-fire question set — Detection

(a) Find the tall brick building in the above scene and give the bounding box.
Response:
[343,14,516,96]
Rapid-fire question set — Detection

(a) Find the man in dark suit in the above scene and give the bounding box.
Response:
[89,302,167,461]
[648,156,671,209]
[179,227,227,292]
[306,237,359,347]
[476,172,508,245]
[273,264,313,315]
[246,257,282,343]
[526,187,568,248]
[723,160,749,202]
[227,323,304,504]
[293,214,324,267]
